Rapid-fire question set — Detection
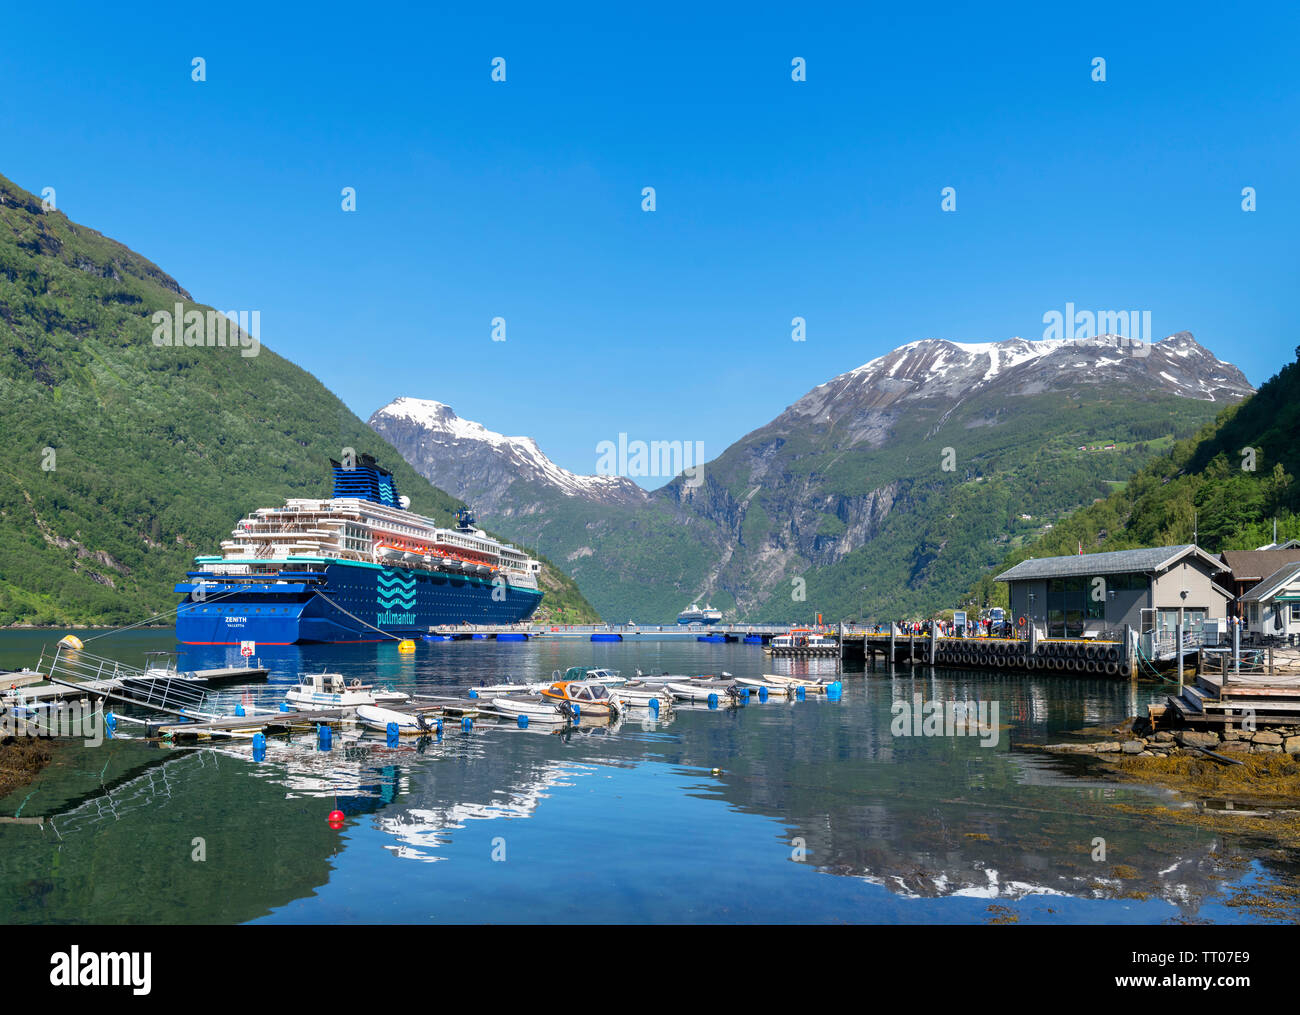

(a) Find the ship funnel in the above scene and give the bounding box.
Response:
[330,453,402,508]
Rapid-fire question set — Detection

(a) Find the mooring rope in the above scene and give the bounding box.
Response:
[308,589,402,641]
[82,586,249,643]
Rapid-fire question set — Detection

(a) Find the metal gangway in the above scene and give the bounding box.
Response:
[36,645,208,715]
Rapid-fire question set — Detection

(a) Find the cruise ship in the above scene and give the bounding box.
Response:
[676,603,723,626]
[175,455,543,644]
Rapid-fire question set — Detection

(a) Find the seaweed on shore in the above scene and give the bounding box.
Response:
[0,737,53,800]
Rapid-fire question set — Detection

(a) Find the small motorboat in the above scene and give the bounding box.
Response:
[550,666,626,686]
[538,680,623,718]
[760,673,833,691]
[765,629,838,656]
[607,684,669,708]
[626,668,721,688]
[733,676,794,696]
[472,679,549,694]
[285,672,410,711]
[663,680,741,704]
[356,704,439,735]
[490,696,571,723]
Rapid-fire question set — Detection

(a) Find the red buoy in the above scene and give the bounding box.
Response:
[328,809,344,825]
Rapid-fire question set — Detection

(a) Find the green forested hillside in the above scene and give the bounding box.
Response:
[971,350,1300,610]
[722,390,1226,622]
[0,172,598,625]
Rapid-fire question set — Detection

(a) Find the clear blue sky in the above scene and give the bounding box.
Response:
[3,2,1296,487]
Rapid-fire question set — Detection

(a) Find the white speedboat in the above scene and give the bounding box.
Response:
[471,679,549,694]
[609,685,670,708]
[285,672,410,711]
[733,676,794,696]
[628,670,729,688]
[550,666,626,686]
[356,703,437,735]
[490,697,571,723]
[760,673,833,690]
[663,681,740,703]
[764,629,837,654]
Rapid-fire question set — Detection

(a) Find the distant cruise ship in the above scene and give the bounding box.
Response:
[175,455,543,644]
[677,603,723,626]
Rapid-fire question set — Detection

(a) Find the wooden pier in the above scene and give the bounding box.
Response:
[157,696,486,741]
[841,627,1137,678]
[1165,648,1300,727]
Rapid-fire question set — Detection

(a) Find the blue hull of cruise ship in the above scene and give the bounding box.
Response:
[175,559,542,644]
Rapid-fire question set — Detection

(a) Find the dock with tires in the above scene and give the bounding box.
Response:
[846,627,1136,678]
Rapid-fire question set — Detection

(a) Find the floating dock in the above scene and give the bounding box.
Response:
[159,707,352,741]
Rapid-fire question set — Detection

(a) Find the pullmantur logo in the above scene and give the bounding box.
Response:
[50,947,151,995]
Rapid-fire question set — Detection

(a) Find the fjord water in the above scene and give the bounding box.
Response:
[0,631,1293,924]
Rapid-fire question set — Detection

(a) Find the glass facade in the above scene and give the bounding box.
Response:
[1046,572,1148,637]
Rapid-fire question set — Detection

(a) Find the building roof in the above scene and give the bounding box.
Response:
[1239,560,1300,603]
[995,544,1210,582]
[1218,548,1300,583]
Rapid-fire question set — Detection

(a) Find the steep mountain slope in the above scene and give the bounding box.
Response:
[378,334,1251,623]
[370,398,645,516]
[972,349,1300,609]
[372,399,707,623]
[0,172,598,626]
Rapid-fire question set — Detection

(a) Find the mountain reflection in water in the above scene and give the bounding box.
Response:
[0,632,1294,923]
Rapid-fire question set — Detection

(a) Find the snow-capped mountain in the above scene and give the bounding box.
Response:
[646,330,1254,618]
[369,397,646,517]
[789,332,1253,427]
[370,332,1255,625]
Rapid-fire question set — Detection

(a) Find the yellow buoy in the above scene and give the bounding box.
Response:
[397,639,416,653]
[57,634,84,650]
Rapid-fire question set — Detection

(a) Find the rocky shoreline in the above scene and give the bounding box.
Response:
[1036,717,1300,862]
[1045,723,1300,758]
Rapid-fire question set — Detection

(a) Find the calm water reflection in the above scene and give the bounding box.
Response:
[0,630,1295,923]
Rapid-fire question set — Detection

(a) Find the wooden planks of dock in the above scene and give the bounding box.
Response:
[1168,669,1300,727]
[160,707,351,740]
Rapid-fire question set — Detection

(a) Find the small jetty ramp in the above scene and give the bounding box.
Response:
[8,645,210,717]
[1167,669,1300,727]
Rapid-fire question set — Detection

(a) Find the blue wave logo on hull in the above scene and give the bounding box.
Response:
[377,569,416,610]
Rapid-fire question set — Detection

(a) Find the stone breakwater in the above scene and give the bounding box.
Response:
[1045,724,1300,758]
